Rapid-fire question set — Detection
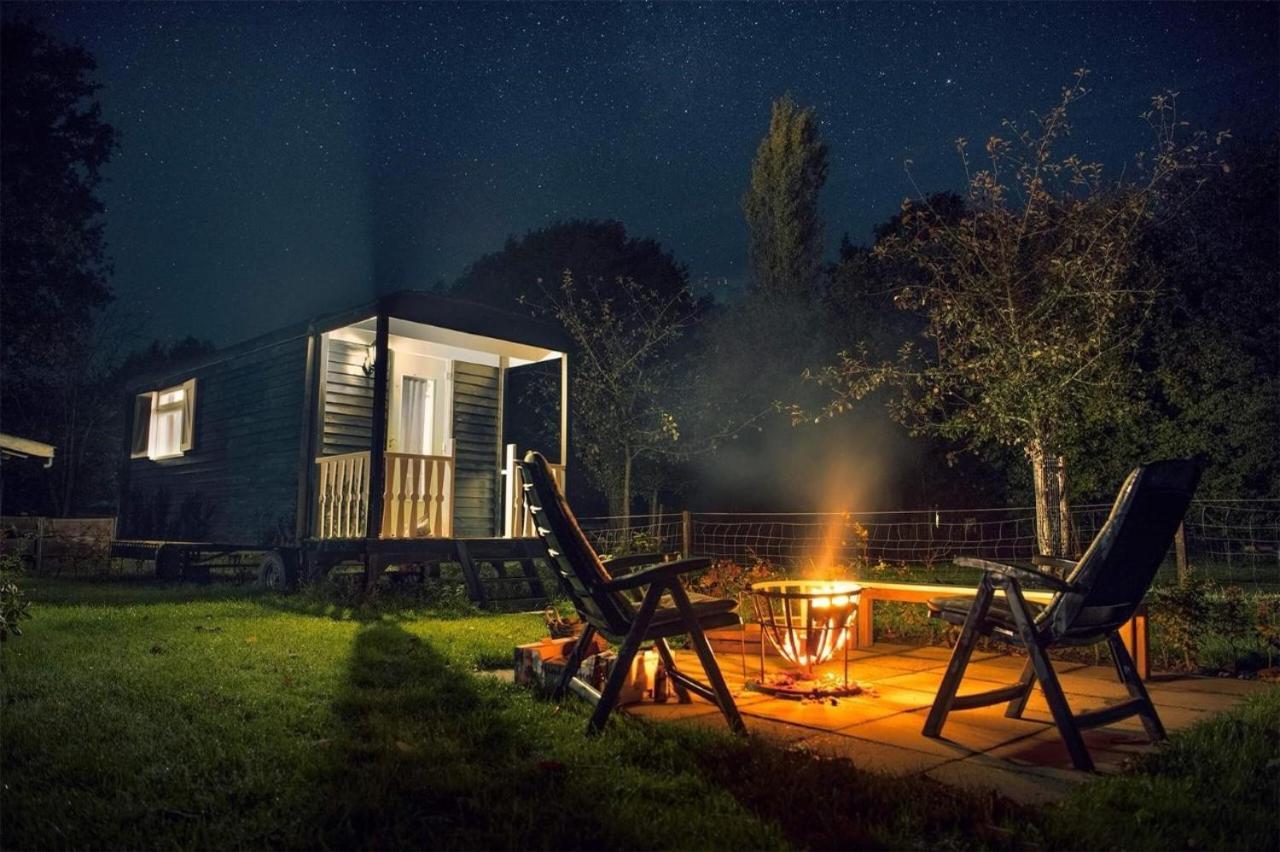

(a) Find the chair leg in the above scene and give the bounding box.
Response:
[923,576,995,738]
[1004,658,1037,719]
[653,638,692,703]
[668,582,747,735]
[1107,632,1166,742]
[588,583,663,735]
[555,624,597,700]
[1004,582,1093,771]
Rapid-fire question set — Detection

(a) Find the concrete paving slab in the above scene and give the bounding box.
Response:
[834,707,1047,759]
[795,730,954,775]
[617,646,1269,805]
[926,759,1083,805]
[984,726,1157,774]
[669,710,818,745]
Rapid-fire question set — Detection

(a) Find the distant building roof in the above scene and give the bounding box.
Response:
[0,433,55,467]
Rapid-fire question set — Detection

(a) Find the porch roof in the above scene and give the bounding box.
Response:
[125,289,570,392]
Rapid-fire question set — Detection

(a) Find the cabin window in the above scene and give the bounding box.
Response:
[131,379,197,460]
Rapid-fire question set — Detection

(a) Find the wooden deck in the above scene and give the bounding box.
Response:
[304,535,552,610]
[625,644,1274,804]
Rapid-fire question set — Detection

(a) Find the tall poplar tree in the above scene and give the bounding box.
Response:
[742,94,829,300]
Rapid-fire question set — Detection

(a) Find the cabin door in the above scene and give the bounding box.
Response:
[398,376,435,455]
[450,362,500,537]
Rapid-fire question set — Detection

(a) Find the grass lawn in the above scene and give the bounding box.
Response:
[3,579,1277,850]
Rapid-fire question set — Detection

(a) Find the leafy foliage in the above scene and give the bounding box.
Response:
[743,93,829,300]
[544,272,696,519]
[1148,572,1280,672]
[802,71,1224,551]
[0,554,32,641]
[0,21,119,516]
[1075,136,1280,500]
[449,218,691,313]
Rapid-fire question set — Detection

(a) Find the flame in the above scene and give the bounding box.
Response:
[754,581,861,672]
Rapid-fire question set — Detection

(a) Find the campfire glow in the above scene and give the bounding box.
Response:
[750,580,862,697]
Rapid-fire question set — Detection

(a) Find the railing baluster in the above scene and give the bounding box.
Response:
[406,456,421,538]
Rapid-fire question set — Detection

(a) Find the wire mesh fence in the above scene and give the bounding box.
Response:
[576,500,1280,592]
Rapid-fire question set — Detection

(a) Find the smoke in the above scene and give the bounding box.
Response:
[689,401,920,513]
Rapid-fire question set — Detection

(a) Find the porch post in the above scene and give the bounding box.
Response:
[366,313,391,539]
[503,442,518,538]
[293,326,320,543]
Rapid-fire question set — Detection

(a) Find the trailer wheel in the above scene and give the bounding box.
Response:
[155,545,184,580]
[258,550,297,591]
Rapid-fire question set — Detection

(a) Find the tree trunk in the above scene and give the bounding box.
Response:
[1027,440,1073,559]
[620,447,632,538]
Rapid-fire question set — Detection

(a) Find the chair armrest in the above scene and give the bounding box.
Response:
[601,552,669,574]
[1032,555,1078,572]
[602,557,712,592]
[954,556,1078,593]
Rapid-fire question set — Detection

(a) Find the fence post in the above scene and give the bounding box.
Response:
[1174,521,1188,582]
[681,510,693,558]
[35,517,45,573]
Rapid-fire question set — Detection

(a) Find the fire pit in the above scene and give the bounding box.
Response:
[749,580,862,698]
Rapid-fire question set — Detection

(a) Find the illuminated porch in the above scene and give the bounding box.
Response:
[309,296,568,542]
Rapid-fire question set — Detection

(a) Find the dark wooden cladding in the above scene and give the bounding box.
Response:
[121,336,309,545]
[322,339,374,456]
[451,361,500,537]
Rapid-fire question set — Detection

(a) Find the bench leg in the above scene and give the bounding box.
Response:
[856,597,874,648]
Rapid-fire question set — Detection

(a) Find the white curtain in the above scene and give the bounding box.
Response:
[399,377,434,455]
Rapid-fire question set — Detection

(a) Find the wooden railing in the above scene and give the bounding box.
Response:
[380,452,454,539]
[315,450,454,540]
[504,443,565,538]
[315,451,372,539]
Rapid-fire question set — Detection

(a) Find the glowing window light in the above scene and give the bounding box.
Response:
[148,385,188,459]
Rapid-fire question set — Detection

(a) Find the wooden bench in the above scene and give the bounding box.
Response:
[854,580,1150,680]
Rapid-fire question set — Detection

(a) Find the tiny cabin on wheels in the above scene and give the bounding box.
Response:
[115,291,569,604]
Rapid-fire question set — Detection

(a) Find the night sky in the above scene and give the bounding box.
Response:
[11,2,1278,346]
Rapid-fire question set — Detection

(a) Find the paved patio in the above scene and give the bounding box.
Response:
[624,643,1274,804]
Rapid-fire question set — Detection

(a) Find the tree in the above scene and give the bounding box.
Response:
[545,272,695,528]
[743,93,829,300]
[1,20,117,515]
[803,72,1223,556]
[1105,135,1279,498]
[448,219,691,314]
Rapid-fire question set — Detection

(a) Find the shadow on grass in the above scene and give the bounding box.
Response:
[302,620,1045,851]
[307,620,492,848]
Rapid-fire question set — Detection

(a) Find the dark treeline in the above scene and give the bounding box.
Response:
[2,21,1275,527]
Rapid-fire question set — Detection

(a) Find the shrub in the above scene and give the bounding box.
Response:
[690,557,780,602]
[1256,596,1280,667]
[1148,570,1280,672]
[1149,573,1213,670]
[0,552,32,641]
